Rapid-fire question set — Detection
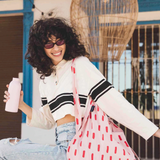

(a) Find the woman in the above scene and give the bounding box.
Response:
[1,17,160,160]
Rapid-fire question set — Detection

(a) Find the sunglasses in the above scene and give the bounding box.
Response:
[44,39,65,49]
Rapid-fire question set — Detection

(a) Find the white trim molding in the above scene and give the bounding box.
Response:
[138,11,160,21]
[0,0,23,11]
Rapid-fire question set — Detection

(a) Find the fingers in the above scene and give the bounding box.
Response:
[3,90,10,102]
[4,90,9,96]
[3,98,9,102]
[20,90,23,95]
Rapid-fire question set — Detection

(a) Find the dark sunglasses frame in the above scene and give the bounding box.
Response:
[44,39,65,49]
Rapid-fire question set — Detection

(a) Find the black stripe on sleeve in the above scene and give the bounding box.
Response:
[41,97,48,106]
[89,79,106,95]
[94,85,113,102]
[89,80,113,102]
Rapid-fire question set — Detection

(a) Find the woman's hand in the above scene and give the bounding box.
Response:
[3,84,10,103]
[3,84,24,110]
[153,129,160,138]
[3,84,32,119]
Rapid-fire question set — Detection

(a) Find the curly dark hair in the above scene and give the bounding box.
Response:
[25,17,89,79]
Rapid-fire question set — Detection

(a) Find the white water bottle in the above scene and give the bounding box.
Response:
[5,78,21,113]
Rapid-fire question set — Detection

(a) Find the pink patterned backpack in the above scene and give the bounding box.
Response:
[67,59,139,160]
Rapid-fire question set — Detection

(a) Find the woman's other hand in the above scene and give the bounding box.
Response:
[153,129,160,138]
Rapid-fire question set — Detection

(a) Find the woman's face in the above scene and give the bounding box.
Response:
[44,35,66,65]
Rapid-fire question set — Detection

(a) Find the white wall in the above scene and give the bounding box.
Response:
[0,0,23,11]
[34,0,72,21]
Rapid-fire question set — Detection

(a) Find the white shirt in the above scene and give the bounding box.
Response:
[27,56,158,140]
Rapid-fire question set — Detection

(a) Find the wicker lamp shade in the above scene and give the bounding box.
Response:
[70,0,139,61]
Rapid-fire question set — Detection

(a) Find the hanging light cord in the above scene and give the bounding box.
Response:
[28,0,44,15]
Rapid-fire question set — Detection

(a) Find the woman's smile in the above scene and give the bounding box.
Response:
[51,51,62,56]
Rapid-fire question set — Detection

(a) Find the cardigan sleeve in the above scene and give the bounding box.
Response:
[26,79,55,129]
[75,56,158,140]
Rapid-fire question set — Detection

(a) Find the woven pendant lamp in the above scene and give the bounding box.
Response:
[70,0,138,61]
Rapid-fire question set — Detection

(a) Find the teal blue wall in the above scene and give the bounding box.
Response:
[138,0,160,12]
[22,0,33,123]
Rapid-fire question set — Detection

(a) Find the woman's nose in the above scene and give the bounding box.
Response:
[52,44,59,51]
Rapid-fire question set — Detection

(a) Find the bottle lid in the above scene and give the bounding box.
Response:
[12,78,20,81]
